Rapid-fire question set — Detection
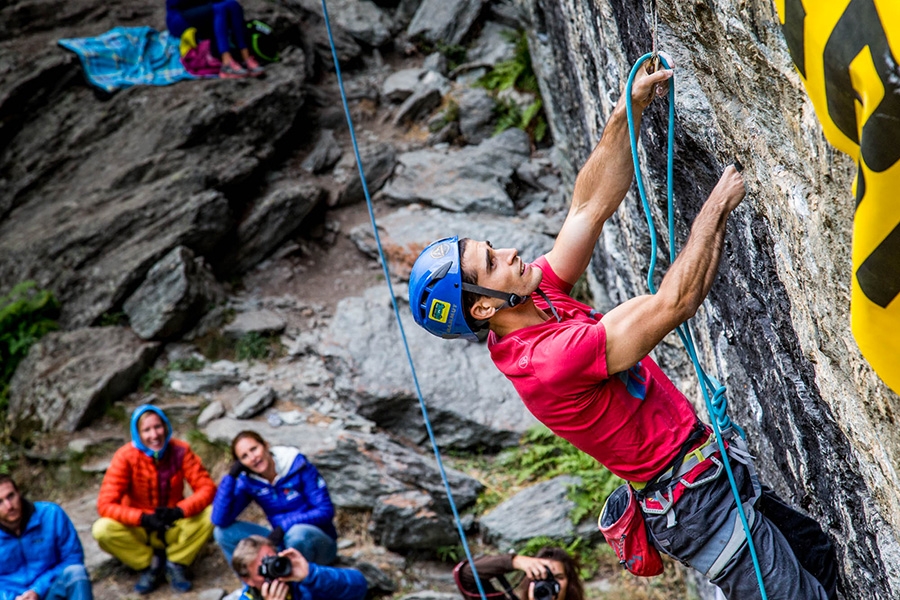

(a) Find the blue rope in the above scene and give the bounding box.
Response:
[319,2,489,598]
[624,53,768,599]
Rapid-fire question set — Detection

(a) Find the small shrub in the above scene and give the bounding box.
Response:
[0,282,60,412]
[140,368,168,392]
[236,332,270,361]
[436,544,463,563]
[169,356,205,372]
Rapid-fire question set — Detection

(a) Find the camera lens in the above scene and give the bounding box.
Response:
[533,581,555,600]
[259,555,293,581]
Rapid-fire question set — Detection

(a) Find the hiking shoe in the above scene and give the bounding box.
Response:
[220,61,248,79]
[166,561,192,593]
[244,56,265,77]
[134,566,163,595]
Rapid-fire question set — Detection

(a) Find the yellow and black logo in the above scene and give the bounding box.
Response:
[429,299,452,323]
[778,0,900,392]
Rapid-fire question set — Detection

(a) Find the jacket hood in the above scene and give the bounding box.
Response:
[130,404,172,459]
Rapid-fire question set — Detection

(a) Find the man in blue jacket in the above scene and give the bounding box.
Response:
[230,535,367,600]
[0,474,93,600]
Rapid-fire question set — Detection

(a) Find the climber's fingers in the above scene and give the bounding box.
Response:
[632,62,673,109]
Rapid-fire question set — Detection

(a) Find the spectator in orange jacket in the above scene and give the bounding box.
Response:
[92,405,216,595]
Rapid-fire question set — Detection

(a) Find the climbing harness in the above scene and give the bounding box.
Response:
[318,3,490,599]
[624,53,769,598]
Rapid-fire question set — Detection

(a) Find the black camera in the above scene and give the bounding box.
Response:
[532,567,560,600]
[258,555,292,581]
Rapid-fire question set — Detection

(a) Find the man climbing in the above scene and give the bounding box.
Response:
[407,57,837,600]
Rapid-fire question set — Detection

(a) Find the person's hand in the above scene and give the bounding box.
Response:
[15,590,39,600]
[630,52,675,111]
[140,512,167,533]
[277,547,309,582]
[512,555,557,580]
[155,506,185,526]
[260,578,290,600]
[229,460,247,478]
[708,163,746,213]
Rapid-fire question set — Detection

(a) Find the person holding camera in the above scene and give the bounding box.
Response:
[92,405,216,595]
[230,535,367,600]
[212,431,338,566]
[454,547,583,600]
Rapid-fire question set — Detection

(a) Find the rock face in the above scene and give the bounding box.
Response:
[8,327,159,431]
[523,0,899,596]
[124,246,223,340]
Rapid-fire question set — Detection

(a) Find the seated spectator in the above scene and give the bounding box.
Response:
[165,0,264,78]
[455,547,584,600]
[92,405,216,595]
[231,535,367,600]
[212,431,338,566]
[0,474,93,600]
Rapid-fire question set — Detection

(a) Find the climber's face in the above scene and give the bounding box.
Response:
[460,239,543,319]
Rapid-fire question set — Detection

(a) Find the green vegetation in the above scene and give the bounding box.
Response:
[0,282,60,412]
[436,42,468,71]
[429,99,460,133]
[497,425,623,525]
[436,543,464,563]
[186,429,231,469]
[97,311,128,327]
[236,332,276,361]
[170,356,205,372]
[139,355,206,392]
[477,31,548,143]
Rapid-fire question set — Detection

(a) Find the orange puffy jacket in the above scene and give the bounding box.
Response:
[97,439,216,527]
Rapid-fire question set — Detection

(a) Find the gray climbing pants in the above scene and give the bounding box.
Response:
[643,456,834,600]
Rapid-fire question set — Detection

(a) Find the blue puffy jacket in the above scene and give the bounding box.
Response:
[0,501,85,599]
[212,446,338,539]
[238,562,367,600]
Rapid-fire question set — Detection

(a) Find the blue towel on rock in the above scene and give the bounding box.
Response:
[58,26,196,93]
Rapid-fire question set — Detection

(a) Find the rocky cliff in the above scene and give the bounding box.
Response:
[524,0,899,596]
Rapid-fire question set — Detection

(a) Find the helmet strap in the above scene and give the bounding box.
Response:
[461,284,561,323]
[461,283,524,310]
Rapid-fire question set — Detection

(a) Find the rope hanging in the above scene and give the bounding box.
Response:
[318,2,489,598]
[624,52,768,599]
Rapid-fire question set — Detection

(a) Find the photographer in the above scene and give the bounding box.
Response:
[230,535,367,600]
[454,548,583,600]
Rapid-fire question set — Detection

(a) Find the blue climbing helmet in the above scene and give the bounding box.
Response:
[409,236,480,341]
[409,236,533,341]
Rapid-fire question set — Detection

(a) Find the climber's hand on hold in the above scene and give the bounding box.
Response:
[632,56,674,110]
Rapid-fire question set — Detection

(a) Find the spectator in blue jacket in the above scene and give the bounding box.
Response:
[212,431,338,566]
[231,536,366,600]
[0,474,93,600]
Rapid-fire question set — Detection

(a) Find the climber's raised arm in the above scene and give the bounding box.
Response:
[546,58,673,286]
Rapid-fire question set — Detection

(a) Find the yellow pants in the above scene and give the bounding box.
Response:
[92,506,214,570]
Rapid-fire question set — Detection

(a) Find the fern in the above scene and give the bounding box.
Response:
[0,282,60,411]
[499,425,623,524]
[477,31,549,144]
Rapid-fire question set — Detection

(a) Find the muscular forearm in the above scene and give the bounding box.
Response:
[570,99,641,221]
[657,170,742,319]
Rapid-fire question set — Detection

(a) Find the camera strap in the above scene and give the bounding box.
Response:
[495,575,520,600]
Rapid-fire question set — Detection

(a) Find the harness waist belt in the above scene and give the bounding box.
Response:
[630,432,718,491]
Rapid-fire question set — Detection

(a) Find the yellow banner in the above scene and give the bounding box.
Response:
[776,0,900,393]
